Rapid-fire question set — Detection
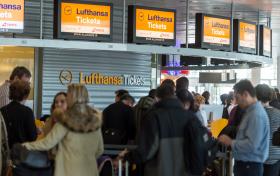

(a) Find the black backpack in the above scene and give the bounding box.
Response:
[184,117,219,175]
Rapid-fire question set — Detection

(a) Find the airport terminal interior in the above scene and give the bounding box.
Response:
[1,0,280,176]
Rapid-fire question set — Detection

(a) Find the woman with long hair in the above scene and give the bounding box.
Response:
[23,84,103,176]
[43,92,67,135]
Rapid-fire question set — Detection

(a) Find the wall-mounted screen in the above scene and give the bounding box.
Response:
[259,25,272,57]
[54,0,113,41]
[0,0,24,33]
[128,5,176,46]
[195,13,231,51]
[233,19,257,54]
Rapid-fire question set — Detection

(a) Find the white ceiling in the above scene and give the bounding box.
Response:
[125,0,280,47]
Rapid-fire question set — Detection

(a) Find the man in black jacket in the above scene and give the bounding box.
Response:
[125,82,196,176]
[102,90,136,144]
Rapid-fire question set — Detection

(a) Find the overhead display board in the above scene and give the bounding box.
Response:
[54,0,113,41]
[128,5,176,46]
[259,25,272,57]
[0,0,24,33]
[233,19,257,54]
[195,13,231,51]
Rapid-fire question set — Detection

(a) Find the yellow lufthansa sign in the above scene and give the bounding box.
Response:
[79,72,144,86]
[59,70,145,86]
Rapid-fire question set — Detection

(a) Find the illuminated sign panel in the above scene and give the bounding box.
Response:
[0,0,24,33]
[259,25,272,57]
[195,13,232,51]
[203,16,231,45]
[233,19,257,54]
[54,0,112,41]
[128,5,176,46]
[263,28,271,54]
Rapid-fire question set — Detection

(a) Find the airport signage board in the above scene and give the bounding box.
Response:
[54,0,113,41]
[0,0,24,33]
[128,5,176,46]
[59,70,145,86]
[259,25,272,57]
[233,19,257,54]
[195,13,231,51]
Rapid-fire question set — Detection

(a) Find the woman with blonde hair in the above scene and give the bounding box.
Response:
[23,84,104,176]
[193,95,207,126]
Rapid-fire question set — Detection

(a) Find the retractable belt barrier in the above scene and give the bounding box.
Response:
[104,144,233,176]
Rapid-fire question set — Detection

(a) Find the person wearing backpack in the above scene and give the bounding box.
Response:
[124,81,196,176]
[219,80,270,176]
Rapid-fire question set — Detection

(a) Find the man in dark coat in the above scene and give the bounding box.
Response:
[102,90,136,144]
[126,81,196,176]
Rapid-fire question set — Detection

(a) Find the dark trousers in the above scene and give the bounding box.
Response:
[264,160,280,176]
[234,161,263,176]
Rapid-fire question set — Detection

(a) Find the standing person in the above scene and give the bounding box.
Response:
[0,80,37,149]
[120,94,135,107]
[255,84,280,176]
[0,66,31,109]
[270,88,280,110]
[219,80,270,176]
[177,89,194,111]
[102,90,135,144]
[202,91,210,104]
[274,88,280,102]
[124,83,196,176]
[193,95,207,126]
[134,89,157,138]
[23,84,103,176]
[176,77,189,93]
[161,79,176,92]
[114,89,129,102]
[43,92,67,135]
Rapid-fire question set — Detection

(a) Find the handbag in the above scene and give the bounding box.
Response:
[11,144,51,169]
[272,127,280,146]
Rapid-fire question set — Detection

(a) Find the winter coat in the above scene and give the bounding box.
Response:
[23,104,104,176]
[127,98,196,176]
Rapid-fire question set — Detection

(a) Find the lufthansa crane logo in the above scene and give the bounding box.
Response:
[59,70,72,85]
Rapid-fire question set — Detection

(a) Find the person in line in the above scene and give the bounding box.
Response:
[120,94,135,107]
[115,89,129,102]
[0,66,31,109]
[177,89,194,111]
[176,77,189,93]
[148,89,157,99]
[161,79,176,92]
[202,91,210,104]
[102,90,135,144]
[193,95,207,126]
[124,83,197,176]
[43,92,67,136]
[219,79,270,176]
[269,88,280,110]
[255,84,280,176]
[134,89,157,138]
[274,88,280,102]
[23,84,103,176]
[0,80,37,149]
[220,94,228,106]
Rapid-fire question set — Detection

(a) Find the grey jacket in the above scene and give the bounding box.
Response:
[128,98,196,176]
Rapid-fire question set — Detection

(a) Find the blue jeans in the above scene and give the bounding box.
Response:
[234,161,263,176]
